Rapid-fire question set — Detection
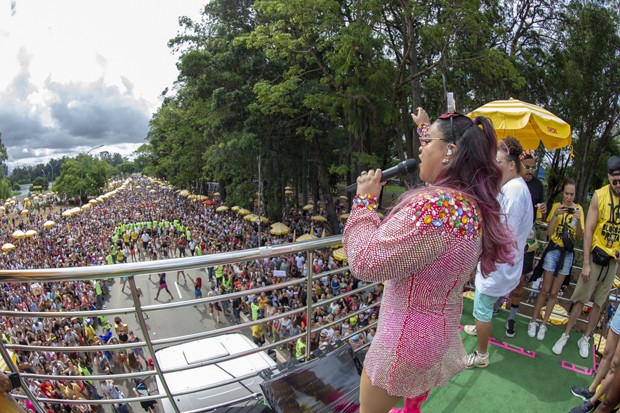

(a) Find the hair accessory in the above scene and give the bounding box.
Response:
[520,149,536,161]
[352,194,378,211]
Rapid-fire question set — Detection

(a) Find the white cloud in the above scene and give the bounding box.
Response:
[0,0,206,170]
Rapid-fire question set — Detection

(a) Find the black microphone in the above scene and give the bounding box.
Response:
[345,158,419,192]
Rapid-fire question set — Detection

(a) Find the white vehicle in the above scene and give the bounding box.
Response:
[155,333,276,413]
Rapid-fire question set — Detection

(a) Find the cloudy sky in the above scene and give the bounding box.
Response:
[0,0,206,171]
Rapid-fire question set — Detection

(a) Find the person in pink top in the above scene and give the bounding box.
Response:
[343,108,515,413]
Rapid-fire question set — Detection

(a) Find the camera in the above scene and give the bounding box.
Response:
[566,207,575,214]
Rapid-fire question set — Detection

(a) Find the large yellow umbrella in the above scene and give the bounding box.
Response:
[25,230,38,238]
[339,213,350,220]
[270,223,290,235]
[302,204,314,211]
[216,206,229,212]
[20,209,29,215]
[540,304,569,326]
[311,215,327,222]
[231,206,240,212]
[467,98,571,150]
[237,208,251,216]
[244,213,258,221]
[11,230,25,239]
[296,233,317,242]
[179,189,190,197]
[1,243,15,251]
[43,220,56,229]
[333,247,347,262]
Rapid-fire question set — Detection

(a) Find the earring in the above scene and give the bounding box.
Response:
[442,159,449,164]
[447,148,453,156]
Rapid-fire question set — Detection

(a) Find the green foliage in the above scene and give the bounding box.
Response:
[30,176,49,191]
[146,0,620,229]
[52,155,110,202]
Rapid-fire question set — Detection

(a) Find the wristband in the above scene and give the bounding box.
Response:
[417,123,430,139]
[353,194,378,211]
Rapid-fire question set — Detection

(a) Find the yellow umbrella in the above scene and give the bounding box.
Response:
[462,290,475,300]
[213,192,221,196]
[593,333,607,354]
[25,230,37,238]
[339,213,350,220]
[256,216,269,223]
[231,206,240,212]
[20,209,29,215]
[285,190,294,196]
[89,199,97,204]
[216,206,229,212]
[12,230,25,239]
[43,220,56,229]
[0,349,16,371]
[333,247,347,262]
[541,304,569,325]
[1,243,15,251]
[238,208,251,216]
[296,233,317,242]
[614,276,620,288]
[270,223,290,235]
[339,195,348,201]
[284,186,293,191]
[467,98,571,150]
[303,204,314,211]
[179,189,190,197]
[81,204,91,210]
[311,215,327,222]
[244,213,258,221]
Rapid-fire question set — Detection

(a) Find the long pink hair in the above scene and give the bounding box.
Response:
[386,115,515,276]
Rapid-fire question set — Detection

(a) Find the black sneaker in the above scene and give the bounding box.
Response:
[569,400,594,413]
[505,319,515,337]
[571,386,595,401]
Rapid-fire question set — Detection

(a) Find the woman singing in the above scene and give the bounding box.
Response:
[343,108,515,413]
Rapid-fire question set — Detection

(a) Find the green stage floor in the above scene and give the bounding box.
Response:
[419,297,596,412]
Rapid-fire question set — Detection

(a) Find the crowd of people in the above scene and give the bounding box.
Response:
[0,176,377,412]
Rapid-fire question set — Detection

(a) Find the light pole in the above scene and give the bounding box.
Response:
[80,145,104,202]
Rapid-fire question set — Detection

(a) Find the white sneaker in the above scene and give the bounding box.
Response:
[578,335,590,358]
[553,333,570,355]
[464,325,477,336]
[537,324,547,341]
[527,322,538,338]
[465,351,489,369]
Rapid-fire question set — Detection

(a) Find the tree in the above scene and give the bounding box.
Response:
[52,155,110,202]
[30,176,49,191]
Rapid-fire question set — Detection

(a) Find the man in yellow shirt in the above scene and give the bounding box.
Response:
[553,156,620,359]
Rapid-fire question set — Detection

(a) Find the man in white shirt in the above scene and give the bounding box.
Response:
[464,137,533,368]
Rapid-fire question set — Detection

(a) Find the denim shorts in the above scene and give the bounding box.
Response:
[542,249,574,276]
[610,306,620,335]
[473,289,498,323]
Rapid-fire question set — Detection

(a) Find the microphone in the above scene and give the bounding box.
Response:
[345,158,419,192]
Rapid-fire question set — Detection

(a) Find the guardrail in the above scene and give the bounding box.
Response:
[0,236,380,413]
[0,232,615,413]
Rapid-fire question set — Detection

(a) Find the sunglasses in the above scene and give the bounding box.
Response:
[522,165,536,171]
[613,179,620,186]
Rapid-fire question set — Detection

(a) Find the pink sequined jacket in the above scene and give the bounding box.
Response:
[343,189,482,397]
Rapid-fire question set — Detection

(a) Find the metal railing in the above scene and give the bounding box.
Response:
[0,232,616,413]
[0,236,380,413]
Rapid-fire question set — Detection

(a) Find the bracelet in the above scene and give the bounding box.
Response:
[353,194,378,211]
[417,123,430,139]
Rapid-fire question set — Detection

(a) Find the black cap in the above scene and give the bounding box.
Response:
[609,156,620,175]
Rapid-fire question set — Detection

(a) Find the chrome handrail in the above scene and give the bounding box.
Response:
[0,230,613,413]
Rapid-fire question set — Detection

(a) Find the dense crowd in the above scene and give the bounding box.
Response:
[0,177,376,412]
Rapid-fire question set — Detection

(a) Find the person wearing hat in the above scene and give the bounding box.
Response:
[553,156,620,360]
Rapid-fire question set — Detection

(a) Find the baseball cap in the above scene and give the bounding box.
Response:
[608,156,620,175]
